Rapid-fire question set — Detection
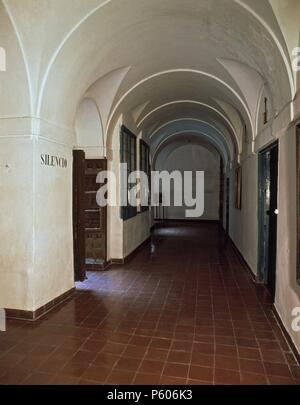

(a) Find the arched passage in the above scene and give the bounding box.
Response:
[0,0,300,364]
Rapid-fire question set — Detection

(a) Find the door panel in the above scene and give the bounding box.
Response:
[219,158,224,224]
[226,177,230,235]
[85,159,107,269]
[73,150,86,282]
[267,145,278,301]
[258,142,278,302]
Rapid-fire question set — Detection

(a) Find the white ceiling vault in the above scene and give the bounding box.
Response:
[1,0,299,164]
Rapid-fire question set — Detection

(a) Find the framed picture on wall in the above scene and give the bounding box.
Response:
[235,165,242,210]
[297,124,300,285]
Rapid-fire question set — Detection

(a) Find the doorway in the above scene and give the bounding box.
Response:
[258,141,279,302]
[73,150,107,282]
[225,177,230,235]
[219,158,224,224]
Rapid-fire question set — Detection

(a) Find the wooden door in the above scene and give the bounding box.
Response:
[267,144,278,301]
[219,157,224,224]
[73,150,86,281]
[226,177,230,235]
[85,159,107,269]
[297,125,300,285]
[258,142,278,302]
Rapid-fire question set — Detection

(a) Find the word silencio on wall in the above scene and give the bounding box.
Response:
[41,154,68,168]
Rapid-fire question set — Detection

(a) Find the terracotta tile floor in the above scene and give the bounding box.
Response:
[0,222,299,385]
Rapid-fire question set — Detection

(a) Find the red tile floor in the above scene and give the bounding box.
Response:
[0,222,299,385]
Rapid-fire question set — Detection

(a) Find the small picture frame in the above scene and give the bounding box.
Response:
[235,165,242,210]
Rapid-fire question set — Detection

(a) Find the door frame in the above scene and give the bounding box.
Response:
[225,177,230,235]
[73,149,86,281]
[73,153,108,281]
[85,158,108,270]
[297,124,300,286]
[257,140,279,301]
[219,157,224,224]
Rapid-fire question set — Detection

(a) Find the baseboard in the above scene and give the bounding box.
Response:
[85,261,111,271]
[229,235,300,365]
[110,258,125,265]
[272,305,300,365]
[110,235,151,265]
[5,287,75,321]
[154,218,220,224]
[227,235,258,283]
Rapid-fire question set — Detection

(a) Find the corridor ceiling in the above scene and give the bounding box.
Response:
[1,0,299,163]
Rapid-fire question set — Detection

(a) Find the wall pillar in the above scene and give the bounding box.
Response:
[0,117,74,316]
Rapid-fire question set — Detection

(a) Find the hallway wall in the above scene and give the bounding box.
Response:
[34,139,74,310]
[0,118,75,312]
[123,211,150,258]
[228,120,300,354]
[276,127,300,353]
[156,144,220,220]
[229,153,258,274]
[107,115,151,261]
[0,133,34,310]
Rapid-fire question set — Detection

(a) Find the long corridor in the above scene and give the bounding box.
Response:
[0,223,299,385]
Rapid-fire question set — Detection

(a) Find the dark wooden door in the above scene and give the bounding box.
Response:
[85,159,107,269]
[226,177,230,235]
[73,150,86,281]
[297,125,300,285]
[267,144,278,301]
[258,142,278,302]
[219,158,224,224]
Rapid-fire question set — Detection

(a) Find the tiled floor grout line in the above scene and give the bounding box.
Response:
[157,278,180,384]
[210,262,217,386]
[130,278,168,384]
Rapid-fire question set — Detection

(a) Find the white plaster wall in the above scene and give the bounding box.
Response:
[0,136,34,310]
[123,211,150,258]
[276,127,300,353]
[228,121,300,355]
[0,3,31,117]
[75,98,105,159]
[229,154,258,274]
[117,114,151,258]
[157,144,220,220]
[294,90,300,123]
[107,118,123,260]
[33,139,74,309]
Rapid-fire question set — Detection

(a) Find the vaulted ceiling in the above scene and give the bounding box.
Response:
[1,0,299,164]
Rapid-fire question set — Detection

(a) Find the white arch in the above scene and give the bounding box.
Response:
[149,117,238,154]
[234,0,295,98]
[36,0,112,116]
[3,0,34,115]
[137,100,239,145]
[75,95,104,130]
[150,118,227,140]
[152,130,228,168]
[33,0,293,124]
[74,97,105,148]
[107,69,254,139]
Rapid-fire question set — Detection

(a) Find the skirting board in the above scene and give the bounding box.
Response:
[110,235,151,265]
[153,219,220,224]
[273,305,300,365]
[228,234,258,283]
[5,287,75,321]
[4,237,151,321]
[229,235,300,365]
